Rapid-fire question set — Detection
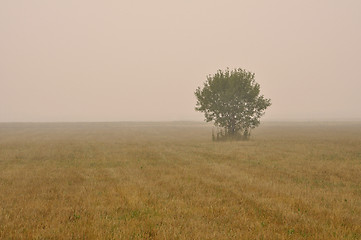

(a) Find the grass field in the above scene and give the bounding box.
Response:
[1,122,361,239]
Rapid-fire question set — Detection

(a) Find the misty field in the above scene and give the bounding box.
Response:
[0,122,361,239]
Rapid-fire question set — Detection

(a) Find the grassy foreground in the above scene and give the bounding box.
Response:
[0,122,361,239]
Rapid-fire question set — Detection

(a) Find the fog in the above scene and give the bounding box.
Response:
[1,0,361,122]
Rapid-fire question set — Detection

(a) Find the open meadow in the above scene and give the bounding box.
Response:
[0,122,361,239]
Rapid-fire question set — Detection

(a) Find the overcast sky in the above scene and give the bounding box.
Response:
[1,0,361,122]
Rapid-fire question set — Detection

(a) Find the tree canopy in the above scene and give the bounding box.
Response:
[195,68,271,140]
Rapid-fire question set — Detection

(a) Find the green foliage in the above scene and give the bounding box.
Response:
[195,68,271,140]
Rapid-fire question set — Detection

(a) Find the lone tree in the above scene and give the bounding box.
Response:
[195,68,271,140]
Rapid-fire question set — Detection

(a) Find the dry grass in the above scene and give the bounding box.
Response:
[0,121,361,239]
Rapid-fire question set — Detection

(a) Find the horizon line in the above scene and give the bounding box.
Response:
[1,118,361,124]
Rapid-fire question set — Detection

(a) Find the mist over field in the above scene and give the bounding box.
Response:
[1,1,361,239]
[1,0,361,122]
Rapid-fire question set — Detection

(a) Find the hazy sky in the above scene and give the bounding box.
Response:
[1,0,361,122]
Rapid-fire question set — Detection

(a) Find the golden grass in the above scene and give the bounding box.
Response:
[0,121,361,239]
